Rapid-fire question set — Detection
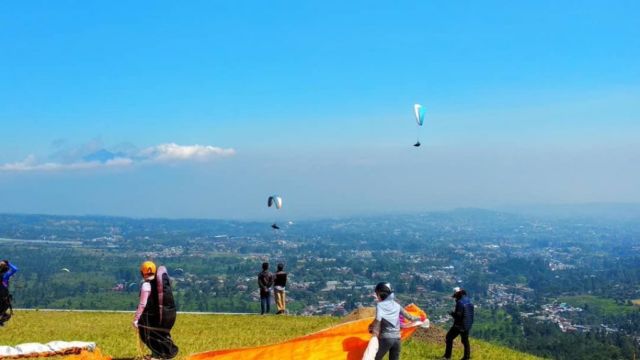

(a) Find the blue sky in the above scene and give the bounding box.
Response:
[0,1,639,219]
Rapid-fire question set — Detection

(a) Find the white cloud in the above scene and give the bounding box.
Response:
[138,143,236,163]
[0,155,134,172]
[0,143,234,172]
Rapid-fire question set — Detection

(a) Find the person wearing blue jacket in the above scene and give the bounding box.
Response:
[0,260,18,326]
[443,287,474,360]
[0,260,18,289]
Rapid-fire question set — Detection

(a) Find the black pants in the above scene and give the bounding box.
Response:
[0,292,12,326]
[0,311,11,326]
[139,325,179,359]
[375,337,401,360]
[444,326,470,359]
[260,293,271,314]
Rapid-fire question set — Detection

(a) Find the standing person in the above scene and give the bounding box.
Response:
[0,260,18,289]
[0,260,18,326]
[133,261,179,359]
[273,263,287,315]
[443,287,474,360]
[368,282,421,360]
[257,262,273,315]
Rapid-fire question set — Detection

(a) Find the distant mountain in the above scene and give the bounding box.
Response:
[498,203,640,222]
[82,149,127,163]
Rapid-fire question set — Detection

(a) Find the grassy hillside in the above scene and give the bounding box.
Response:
[0,310,543,359]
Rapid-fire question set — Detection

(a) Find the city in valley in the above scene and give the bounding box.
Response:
[2,205,639,358]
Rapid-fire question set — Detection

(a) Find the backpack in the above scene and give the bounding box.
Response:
[156,266,176,330]
[461,297,474,331]
[0,285,12,325]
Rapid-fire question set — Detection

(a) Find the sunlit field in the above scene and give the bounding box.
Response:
[0,310,541,359]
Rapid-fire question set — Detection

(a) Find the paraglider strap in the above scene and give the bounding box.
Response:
[138,323,171,333]
[157,268,165,325]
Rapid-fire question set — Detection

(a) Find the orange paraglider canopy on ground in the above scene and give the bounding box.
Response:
[188,304,427,360]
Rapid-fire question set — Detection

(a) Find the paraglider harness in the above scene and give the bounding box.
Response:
[0,284,13,326]
[139,266,177,330]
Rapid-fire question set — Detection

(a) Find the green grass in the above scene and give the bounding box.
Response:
[0,310,543,359]
[402,338,543,359]
[559,295,638,316]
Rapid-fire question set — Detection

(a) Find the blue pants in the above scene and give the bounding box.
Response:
[260,294,271,314]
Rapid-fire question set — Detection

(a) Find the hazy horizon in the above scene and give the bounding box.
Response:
[2,201,640,223]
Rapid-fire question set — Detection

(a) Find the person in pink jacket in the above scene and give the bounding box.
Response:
[132,261,178,359]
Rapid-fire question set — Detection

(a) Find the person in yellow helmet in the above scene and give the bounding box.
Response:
[133,261,178,359]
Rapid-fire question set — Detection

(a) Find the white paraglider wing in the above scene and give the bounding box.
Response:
[0,341,96,359]
[414,104,425,126]
[268,195,283,209]
[274,196,282,209]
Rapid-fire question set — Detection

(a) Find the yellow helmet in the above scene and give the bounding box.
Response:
[140,261,157,279]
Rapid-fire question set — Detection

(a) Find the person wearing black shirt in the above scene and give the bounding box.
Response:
[273,263,288,314]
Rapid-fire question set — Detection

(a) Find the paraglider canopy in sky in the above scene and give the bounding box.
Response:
[267,196,283,209]
[414,104,425,126]
[267,195,283,230]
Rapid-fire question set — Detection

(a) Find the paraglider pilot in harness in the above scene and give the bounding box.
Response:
[133,261,179,359]
[443,287,474,360]
[267,195,283,230]
[0,259,18,326]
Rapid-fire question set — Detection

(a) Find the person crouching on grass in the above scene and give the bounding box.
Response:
[368,282,421,360]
